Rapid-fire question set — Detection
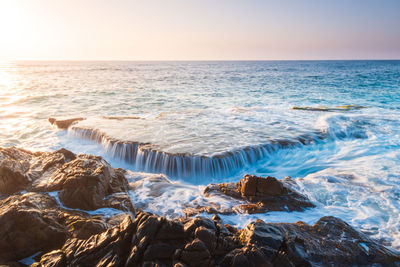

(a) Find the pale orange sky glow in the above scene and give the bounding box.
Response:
[0,0,399,61]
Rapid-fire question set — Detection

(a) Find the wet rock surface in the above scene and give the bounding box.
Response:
[28,212,400,267]
[0,147,134,213]
[203,175,315,214]
[0,192,122,263]
[0,147,399,266]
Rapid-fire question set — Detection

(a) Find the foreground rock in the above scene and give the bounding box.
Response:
[0,192,127,263]
[1,147,399,266]
[202,175,314,215]
[0,147,134,212]
[31,212,400,266]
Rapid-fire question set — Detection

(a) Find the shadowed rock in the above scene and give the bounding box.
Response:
[31,212,400,266]
[0,192,123,263]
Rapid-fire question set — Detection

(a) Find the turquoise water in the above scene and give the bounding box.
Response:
[1,60,400,248]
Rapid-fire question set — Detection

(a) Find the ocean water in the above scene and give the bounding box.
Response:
[1,60,400,249]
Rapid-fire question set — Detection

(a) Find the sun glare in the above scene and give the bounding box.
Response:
[0,1,26,60]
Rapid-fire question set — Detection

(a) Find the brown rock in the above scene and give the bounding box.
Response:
[0,147,33,194]
[66,218,108,239]
[48,117,85,129]
[220,246,274,267]
[238,174,257,197]
[0,193,69,262]
[0,147,80,195]
[195,226,217,252]
[32,210,400,267]
[180,239,211,266]
[0,191,119,263]
[203,174,315,215]
[255,176,284,196]
[238,216,400,266]
[43,154,131,211]
[143,243,176,261]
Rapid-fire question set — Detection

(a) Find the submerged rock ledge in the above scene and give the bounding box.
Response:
[50,117,324,179]
[0,147,399,266]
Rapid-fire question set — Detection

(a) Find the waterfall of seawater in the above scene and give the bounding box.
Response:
[69,126,332,179]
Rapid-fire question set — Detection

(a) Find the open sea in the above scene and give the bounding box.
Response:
[1,60,400,249]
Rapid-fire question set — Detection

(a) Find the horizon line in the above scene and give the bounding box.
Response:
[5,58,400,62]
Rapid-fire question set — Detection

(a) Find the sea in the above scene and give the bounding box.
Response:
[1,60,400,249]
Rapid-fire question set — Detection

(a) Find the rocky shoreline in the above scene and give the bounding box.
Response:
[1,147,399,266]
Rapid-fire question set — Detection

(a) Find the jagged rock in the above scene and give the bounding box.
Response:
[204,175,315,214]
[0,147,134,213]
[195,226,217,253]
[0,192,115,263]
[220,246,275,267]
[0,147,33,194]
[238,175,283,197]
[0,193,68,262]
[33,210,400,266]
[42,154,130,211]
[48,117,85,129]
[2,147,399,266]
[179,238,211,266]
[238,216,400,266]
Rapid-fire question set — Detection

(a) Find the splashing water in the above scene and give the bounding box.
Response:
[1,60,400,248]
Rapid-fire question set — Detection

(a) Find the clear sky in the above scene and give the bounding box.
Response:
[0,0,399,60]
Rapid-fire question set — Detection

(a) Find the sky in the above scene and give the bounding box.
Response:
[0,0,399,61]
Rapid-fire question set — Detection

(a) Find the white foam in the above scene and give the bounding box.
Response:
[47,191,125,217]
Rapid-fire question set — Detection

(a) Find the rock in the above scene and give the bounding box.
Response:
[0,192,113,262]
[103,116,142,120]
[65,217,109,239]
[239,175,283,197]
[0,147,134,213]
[48,117,85,129]
[204,182,241,199]
[237,174,257,196]
[0,147,33,194]
[35,250,66,267]
[0,193,69,262]
[239,219,284,250]
[32,210,400,267]
[143,243,176,261]
[184,217,217,237]
[179,239,211,266]
[46,154,131,211]
[220,246,274,267]
[195,226,217,252]
[0,147,78,195]
[1,147,399,266]
[238,216,400,266]
[292,105,366,112]
[203,175,315,214]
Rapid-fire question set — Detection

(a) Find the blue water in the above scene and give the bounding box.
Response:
[1,60,400,248]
